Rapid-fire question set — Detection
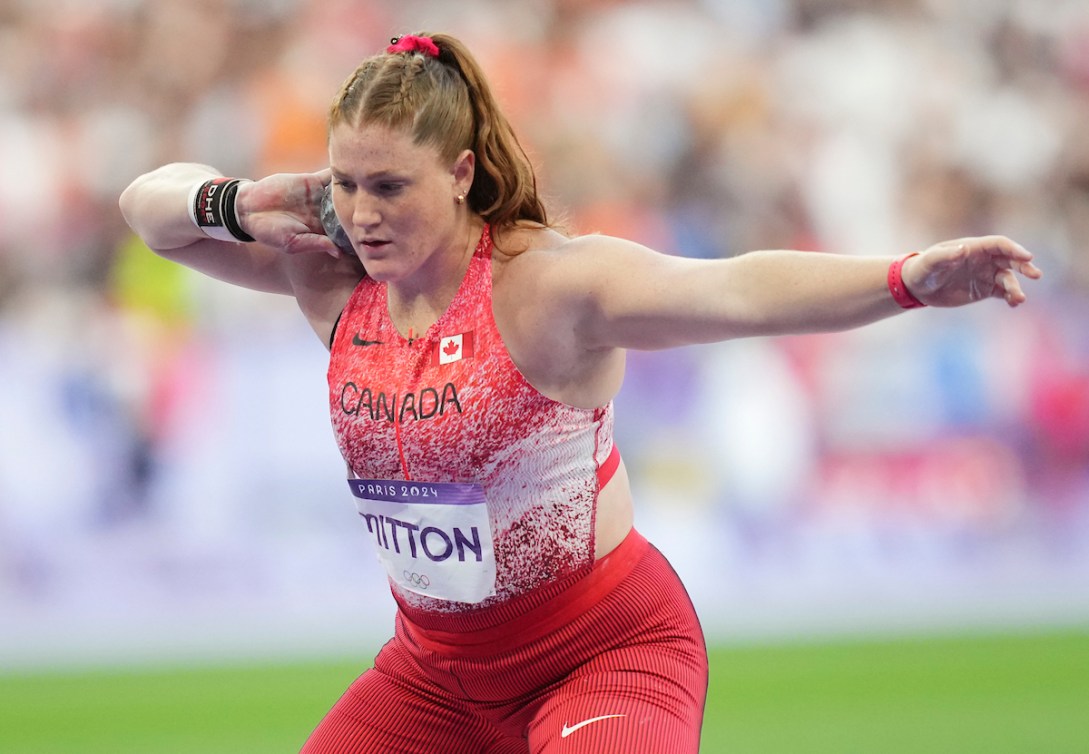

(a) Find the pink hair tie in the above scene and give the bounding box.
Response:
[387,35,440,58]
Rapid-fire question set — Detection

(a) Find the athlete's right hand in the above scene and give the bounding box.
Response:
[236,169,344,258]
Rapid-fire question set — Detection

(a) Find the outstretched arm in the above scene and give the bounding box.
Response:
[542,234,1042,352]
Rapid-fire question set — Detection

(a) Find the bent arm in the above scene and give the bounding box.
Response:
[119,163,294,294]
[119,162,350,296]
[119,163,365,344]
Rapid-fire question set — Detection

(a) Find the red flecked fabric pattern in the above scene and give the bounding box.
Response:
[327,226,615,613]
[300,531,708,753]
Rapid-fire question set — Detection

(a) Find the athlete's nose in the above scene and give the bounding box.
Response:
[350,196,381,230]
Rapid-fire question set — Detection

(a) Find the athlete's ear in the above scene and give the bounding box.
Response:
[452,149,474,198]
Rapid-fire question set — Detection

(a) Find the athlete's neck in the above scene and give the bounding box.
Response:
[386,218,484,339]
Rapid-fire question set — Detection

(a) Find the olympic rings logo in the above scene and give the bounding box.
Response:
[403,570,431,589]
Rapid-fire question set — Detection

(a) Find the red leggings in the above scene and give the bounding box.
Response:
[301,530,708,753]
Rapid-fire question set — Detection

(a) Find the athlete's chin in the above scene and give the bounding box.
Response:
[362,267,397,283]
[358,258,402,281]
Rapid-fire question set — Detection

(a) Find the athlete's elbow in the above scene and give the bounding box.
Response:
[117,178,141,230]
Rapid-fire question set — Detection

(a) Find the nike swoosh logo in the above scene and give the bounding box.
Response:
[560,714,626,739]
[352,334,383,347]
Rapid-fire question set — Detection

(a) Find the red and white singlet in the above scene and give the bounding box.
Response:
[327,226,619,614]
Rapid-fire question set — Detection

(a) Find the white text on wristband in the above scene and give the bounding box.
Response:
[187,178,256,243]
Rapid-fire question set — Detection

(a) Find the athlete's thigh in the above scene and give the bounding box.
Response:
[301,649,526,754]
[526,643,707,754]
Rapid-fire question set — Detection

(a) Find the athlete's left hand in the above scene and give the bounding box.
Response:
[902,235,1043,308]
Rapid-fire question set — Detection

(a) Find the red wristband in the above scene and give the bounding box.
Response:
[888,252,926,309]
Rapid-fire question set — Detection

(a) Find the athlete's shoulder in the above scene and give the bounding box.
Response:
[492,229,629,335]
[494,227,628,279]
[491,224,566,259]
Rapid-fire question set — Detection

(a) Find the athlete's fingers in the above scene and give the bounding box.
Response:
[283,230,342,258]
[310,232,343,259]
[1013,259,1044,280]
[995,268,1026,307]
[1002,238,1035,263]
[967,234,1033,263]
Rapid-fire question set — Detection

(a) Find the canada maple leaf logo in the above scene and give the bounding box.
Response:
[432,331,474,366]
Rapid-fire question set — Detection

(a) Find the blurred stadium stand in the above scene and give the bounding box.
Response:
[2,0,1088,668]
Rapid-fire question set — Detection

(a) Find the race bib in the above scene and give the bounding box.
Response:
[348,479,497,603]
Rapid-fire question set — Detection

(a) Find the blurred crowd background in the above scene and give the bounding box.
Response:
[2,0,1089,668]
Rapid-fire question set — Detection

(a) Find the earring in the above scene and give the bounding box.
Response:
[456,194,466,205]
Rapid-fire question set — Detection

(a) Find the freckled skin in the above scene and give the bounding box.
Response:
[328,228,614,612]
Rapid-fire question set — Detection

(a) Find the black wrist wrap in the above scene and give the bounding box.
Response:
[191,178,255,243]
